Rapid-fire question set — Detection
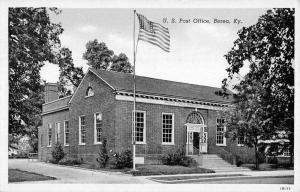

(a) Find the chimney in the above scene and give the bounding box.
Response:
[44,83,59,103]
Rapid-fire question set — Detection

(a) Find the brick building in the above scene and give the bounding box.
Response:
[39,68,255,164]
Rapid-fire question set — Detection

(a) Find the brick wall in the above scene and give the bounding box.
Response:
[39,71,255,164]
[67,71,116,163]
[39,109,70,161]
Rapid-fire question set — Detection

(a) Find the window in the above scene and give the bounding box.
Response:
[162,113,174,144]
[48,123,52,147]
[94,113,103,144]
[86,86,94,97]
[216,118,226,146]
[55,122,61,144]
[64,121,70,146]
[237,132,245,146]
[79,116,86,145]
[132,111,146,144]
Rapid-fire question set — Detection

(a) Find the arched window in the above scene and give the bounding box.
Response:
[186,111,204,124]
[86,86,94,97]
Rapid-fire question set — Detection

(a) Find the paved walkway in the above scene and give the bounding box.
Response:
[8,159,156,184]
[9,159,294,184]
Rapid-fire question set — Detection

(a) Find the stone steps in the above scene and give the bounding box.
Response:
[191,154,251,173]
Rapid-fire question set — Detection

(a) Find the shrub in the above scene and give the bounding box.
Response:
[112,149,133,169]
[236,156,243,167]
[161,148,198,167]
[51,143,65,164]
[58,158,82,166]
[267,156,278,164]
[96,138,109,168]
[14,151,29,159]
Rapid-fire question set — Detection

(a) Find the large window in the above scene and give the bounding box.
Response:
[133,111,146,144]
[64,120,70,146]
[48,123,52,147]
[162,113,174,144]
[216,118,226,146]
[94,113,103,144]
[79,116,86,145]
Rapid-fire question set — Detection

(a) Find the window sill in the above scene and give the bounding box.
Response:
[237,144,244,147]
[134,142,146,145]
[47,145,52,148]
[78,143,86,146]
[64,144,69,146]
[85,95,94,98]
[94,142,102,145]
[162,143,175,145]
[216,144,227,147]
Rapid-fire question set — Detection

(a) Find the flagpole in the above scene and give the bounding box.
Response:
[132,9,137,171]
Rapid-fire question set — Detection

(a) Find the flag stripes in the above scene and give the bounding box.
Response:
[136,13,170,52]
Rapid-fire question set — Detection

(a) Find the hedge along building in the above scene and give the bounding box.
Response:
[39,68,255,164]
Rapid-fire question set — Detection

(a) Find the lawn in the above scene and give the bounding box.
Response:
[241,163,294,171]
[8,169,56,183]
[127,165,214,176]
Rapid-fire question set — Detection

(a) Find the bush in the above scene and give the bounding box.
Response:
[51,143,65,164]
[14,151,29,159]
[58,158,82,166]
[236,156,243,167]
[161,148,198,167]
[96,139,109,168]
[112,149,133,169]
[267,156,278,164]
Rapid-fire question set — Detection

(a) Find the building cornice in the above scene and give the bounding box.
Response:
[115,91,232,111]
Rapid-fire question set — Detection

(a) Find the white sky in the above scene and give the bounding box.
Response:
[41,8,268,88]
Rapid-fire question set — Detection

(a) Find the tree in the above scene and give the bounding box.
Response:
[82,39,114,70]
[57,47,84,97]
[82,39,133,73]
[224,77,274,169]
[9,8,63,141]
[223,9,294,165]
[110,53,133,73]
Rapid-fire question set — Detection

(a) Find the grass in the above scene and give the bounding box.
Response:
[150,174,245,181]
[126,164,214,176]
[8,169,56,183]
[241,163,294,171]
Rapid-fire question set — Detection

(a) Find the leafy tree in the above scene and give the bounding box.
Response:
[82,39,114,70]
[9,8,63,144]
[224,78,272,169]
[110,53,133,73]
[57,47,84,97]
[82,39,133,73]
[223,9,294,165]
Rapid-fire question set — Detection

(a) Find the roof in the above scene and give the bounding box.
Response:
[90,68,232,104]
[42,95,71,115]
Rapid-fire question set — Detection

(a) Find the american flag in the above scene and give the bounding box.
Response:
[136,13,170,52]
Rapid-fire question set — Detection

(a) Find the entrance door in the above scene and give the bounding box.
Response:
[193,132,200,155]
[199,127,207,153]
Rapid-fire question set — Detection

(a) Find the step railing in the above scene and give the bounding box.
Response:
[193,146,200,156]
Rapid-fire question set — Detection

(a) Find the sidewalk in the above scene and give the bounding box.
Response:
[8,159,156,184]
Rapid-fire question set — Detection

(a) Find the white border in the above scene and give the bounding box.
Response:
[94,112,102,144]
[132,110,146,144]
[78,115,86,145]
[162,112,175,145]
[216,118,226,146]
[63,120,69,146]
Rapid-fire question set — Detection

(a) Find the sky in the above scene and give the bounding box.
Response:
[41,8,268,88]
